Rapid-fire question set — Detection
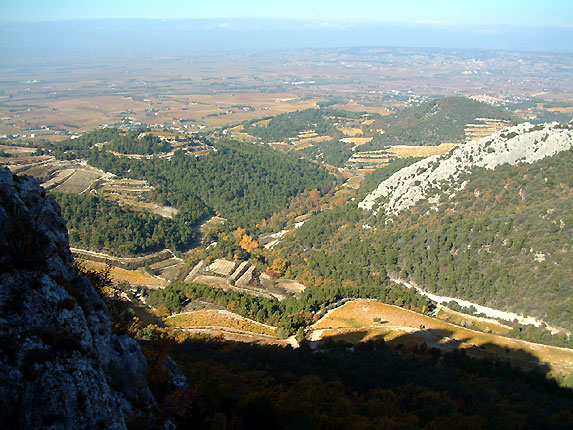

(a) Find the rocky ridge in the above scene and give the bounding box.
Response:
[359,122,573,218]
[0,167,160,429]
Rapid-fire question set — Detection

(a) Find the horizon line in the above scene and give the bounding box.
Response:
[1,17,573,30]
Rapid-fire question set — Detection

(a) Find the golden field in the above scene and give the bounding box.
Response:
[83,260,168,288]
[311,300,573,377]
[165,309,276,337]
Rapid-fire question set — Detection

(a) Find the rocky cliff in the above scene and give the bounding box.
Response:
[0,167,158,429]
[359,122,573,218]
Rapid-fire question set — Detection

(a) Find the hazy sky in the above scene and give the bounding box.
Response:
[2,0,572,27]
[1,1,572,55]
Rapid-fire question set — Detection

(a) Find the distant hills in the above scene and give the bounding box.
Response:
[2,20,572,57]
[238,97,519,171]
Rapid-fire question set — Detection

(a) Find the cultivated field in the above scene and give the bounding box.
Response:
[192,274,276,300]
[310,300,573,377]
[3,47,572,141]
[385,143,458,158]
[4,156,110,194]
[341,137,372,146]
[165,309,276,336]
[346,150,396,171]
[163,309,292,345]
[82,260,168,288]
[71,247,174,270]
[339,127,363,136]
[0,144,36,155]
[0,91,321,137]
[276,279,306,296]
[6,156,179,219]
[53,169,102,193]
[436,306,513,337]
[464,118,512,142]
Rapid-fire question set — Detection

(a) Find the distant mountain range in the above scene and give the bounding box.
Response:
[2,19,572,57]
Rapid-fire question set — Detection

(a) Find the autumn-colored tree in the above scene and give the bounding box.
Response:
[240,234,259,253]
[334,196,346,207]
[271,257,288,275]
[307,188,321,206]
[156,304,171,318]
[233,227,247,242]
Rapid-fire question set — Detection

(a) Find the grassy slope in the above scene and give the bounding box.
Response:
[313,300,573,377]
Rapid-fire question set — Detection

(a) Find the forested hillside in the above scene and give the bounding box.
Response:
[47,129,334,235]
[297,138,355,167]
[275,126,573,333]
[240,108,372,167]
[45,128,172,158]
[243,108,366,141]
[170,336,573,429]
[106,131,169,155]
[358,96,516,149]
[86,139,334,227]
[52,193,204,255]
[376,150,572,330]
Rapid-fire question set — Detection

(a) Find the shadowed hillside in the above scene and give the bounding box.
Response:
[166,333,573,429]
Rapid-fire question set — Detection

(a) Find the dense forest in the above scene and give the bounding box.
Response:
[357,96,516,150]
[46,127,121,159]
[86,138,335,228]
[41,128,335,232]
[273,150,573,337]
[51,193,205,255]
[106,131,170,155]
[45,128,172,159]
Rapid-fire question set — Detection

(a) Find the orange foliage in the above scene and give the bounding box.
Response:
[271,257,288,275]
[308,188,321,206]
[233,227,247,241]
[240,234,259,252]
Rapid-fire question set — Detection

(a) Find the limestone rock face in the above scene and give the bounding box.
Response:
[359,122,573,218]
[0,168,155,429]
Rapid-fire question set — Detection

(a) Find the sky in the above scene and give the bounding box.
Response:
[1,1,572,55]
[2,0,572,28]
